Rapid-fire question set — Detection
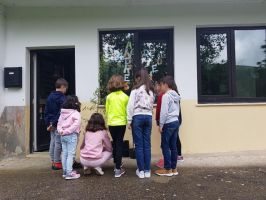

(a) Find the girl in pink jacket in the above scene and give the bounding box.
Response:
[57,95,81,180]
[80,113,112,176]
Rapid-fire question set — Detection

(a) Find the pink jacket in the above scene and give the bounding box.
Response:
[80,130,112,159]
[57,109,81,135]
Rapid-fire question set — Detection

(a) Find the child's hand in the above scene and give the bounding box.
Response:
[127,124,132,130]
[47,125,53,132]
[159,127,163,133]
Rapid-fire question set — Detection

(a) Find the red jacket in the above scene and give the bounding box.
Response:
[156,93,164,123]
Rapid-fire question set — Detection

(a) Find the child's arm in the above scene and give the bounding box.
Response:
[53,95,66,127]
[127,90,136,125]
[102,131,112,152]
[80,134,86,150]
[159,94,169,129]
[63,112,81,135]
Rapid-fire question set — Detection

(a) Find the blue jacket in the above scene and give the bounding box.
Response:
[44,91,66,127]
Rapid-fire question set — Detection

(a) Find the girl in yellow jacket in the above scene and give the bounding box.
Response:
[105,75,129,178]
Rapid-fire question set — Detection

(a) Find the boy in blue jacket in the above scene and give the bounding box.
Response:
[44,78,68,170]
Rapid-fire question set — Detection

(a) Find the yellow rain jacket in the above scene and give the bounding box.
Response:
[105,90,129,126]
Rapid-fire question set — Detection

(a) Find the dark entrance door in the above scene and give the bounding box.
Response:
[30,48,75,152]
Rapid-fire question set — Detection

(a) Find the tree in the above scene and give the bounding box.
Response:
[199,33,228,95]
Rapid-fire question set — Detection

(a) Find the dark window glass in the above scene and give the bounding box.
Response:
[199,32,229,95]
[235,29,266,97]
[141,40,168,81]
[198,27,266,103]
[99,29,174,104]
[99,32,134,103]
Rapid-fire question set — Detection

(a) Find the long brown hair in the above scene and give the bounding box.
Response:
[86,113,107,132]
[133,68,154,95]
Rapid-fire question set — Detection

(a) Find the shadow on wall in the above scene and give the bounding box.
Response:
[0,106,25,160]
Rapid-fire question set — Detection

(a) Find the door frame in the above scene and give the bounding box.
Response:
[29,47,75,153]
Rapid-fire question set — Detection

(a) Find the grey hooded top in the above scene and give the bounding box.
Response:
[159,89,181,128]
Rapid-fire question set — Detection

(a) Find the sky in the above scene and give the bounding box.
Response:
[235,30,266,67]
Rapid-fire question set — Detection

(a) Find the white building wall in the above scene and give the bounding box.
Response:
[0,4,6,113]
[1,3,266,155]
[2,4,266,107]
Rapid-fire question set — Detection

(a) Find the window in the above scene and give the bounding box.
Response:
[197,27,266,103]
[99,29,174,104]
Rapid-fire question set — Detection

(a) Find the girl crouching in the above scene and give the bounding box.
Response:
[80,113,112,175]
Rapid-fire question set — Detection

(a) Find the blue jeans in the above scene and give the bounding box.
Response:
[132,115,152,172]
[161,121,180,170]
[49,130,62,162]
[61,133,78,175]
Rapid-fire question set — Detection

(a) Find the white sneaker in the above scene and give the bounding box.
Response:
[144,171,151,178]
[94,167,104,176]
[136,169,145,179]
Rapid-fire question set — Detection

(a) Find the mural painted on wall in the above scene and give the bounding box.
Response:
[0,106,25,160]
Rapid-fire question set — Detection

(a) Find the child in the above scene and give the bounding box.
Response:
[155,76,180,177]
[156,78,184,169]
[106,75,129,178]
[127,68,154,179]
[57,95,81,180]
[44,78,68,170]
[80,113,112,176]
[155,79,164,126]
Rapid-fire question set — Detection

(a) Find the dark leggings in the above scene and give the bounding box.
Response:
[177,134,182,156]
[109,125,126,170]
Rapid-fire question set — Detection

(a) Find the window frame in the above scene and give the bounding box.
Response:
[197,26,266,104]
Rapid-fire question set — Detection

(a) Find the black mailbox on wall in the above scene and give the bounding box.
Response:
[4,67,22,88]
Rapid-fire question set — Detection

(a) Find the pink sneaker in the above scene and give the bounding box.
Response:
[65,171,80,180]
[156,158,164,169]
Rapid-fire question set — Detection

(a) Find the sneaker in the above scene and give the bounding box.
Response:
[65,171,80,180]
[144,171,151,178]
[94,167,104,176]
[84,167,92,175]
[136,169,145,179]
[177,156,184,162]
[52,162,62,170]
[115,168,126,178]
[62,171,67,178]
[156,158,164,169]
[113,162,124,172]
[172,169,179,176]
[155,169,173,177]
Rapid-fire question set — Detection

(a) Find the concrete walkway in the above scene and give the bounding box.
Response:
[0,151,265,200]
[1,150,266,170]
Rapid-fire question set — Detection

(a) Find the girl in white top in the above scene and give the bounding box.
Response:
[127,68,154,179]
